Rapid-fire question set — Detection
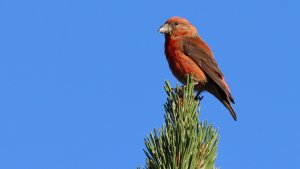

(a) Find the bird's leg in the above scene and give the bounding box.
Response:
[193,82,203,101]
[194,81,203,101]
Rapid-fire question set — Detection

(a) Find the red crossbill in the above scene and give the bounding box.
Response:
[159,16,237,121]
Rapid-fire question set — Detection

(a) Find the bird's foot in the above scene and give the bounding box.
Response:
[194,91,203,101]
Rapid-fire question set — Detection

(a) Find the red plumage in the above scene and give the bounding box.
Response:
[159,16,237,121]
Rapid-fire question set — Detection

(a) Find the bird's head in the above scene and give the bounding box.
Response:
[159,16,197,38]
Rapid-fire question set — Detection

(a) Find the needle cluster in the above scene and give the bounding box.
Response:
[140,76,219,169]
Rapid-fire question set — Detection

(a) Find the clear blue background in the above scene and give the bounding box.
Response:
[0,0,299,168]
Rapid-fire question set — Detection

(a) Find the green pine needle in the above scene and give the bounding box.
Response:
[140,75,220,169]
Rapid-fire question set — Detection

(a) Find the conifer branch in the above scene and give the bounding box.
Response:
[140,76,220,169]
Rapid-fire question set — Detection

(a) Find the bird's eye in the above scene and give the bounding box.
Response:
[174,22,179,26]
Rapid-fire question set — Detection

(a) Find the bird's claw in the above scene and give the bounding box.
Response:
[195,95,203,101]
[194,92,203,101]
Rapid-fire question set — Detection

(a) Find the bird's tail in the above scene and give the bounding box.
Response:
[209,86,237,121]
[221,100,237,121]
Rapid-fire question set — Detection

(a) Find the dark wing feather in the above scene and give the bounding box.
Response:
[182,36,234,103]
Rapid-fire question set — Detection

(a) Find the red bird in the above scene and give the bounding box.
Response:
[159,16,237,121]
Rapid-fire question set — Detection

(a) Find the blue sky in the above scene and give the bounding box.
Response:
[0,0,299,168]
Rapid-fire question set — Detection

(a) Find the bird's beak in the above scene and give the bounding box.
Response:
[159,23,171,34]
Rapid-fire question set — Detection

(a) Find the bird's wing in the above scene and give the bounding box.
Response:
[182,36,234,103]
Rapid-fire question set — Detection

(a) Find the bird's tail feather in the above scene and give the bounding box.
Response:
[221,100,237,121]
[209,85,237,121]
[208,86,237,121]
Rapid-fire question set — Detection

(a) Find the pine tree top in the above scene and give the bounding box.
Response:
[139,76,219,169]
